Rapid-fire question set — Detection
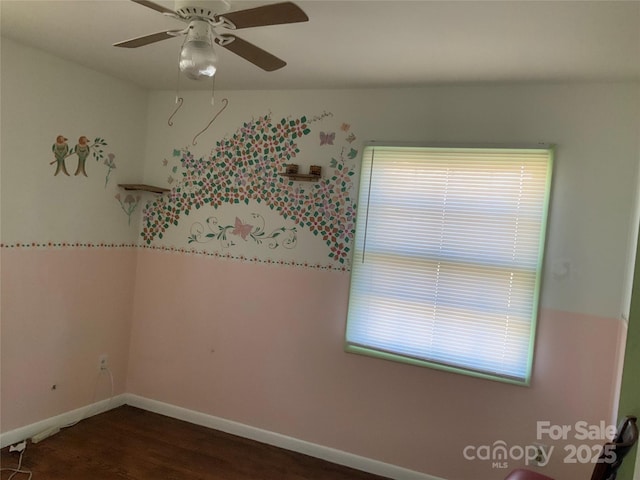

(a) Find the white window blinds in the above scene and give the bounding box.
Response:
[345,145,553,384]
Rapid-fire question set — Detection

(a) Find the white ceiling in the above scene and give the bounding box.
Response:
[1,0,639,91]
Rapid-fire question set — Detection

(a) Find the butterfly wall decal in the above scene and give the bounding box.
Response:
[320,131,335,146]
[232,217,254,240]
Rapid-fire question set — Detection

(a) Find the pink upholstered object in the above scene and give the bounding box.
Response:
[504,469,555,480]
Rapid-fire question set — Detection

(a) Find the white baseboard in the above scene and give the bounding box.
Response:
[1,393,445,479]
[0,393,127,449]
[125,393,445,480]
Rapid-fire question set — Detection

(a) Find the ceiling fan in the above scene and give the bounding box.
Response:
[114,0,309,80]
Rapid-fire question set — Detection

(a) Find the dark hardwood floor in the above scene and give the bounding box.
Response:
[1,405,389,479]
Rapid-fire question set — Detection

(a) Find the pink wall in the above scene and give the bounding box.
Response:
[127,249,624,480]
[1,247,136,431]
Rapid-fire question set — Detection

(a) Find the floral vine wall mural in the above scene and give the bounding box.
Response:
[142,112,359,268]
[188,214,297,250]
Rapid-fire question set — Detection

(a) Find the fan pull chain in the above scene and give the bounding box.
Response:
[211,70,216,106]
[192,98,228,146]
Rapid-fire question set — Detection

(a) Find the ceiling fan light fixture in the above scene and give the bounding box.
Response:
[116,1,309,73]
[179,20,218,80]
[180,41,217,80]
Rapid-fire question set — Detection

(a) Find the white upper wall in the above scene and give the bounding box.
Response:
[142,83,640,320]
[1,37,149,245]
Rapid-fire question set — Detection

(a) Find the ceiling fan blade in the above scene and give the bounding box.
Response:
[130,0,178,16]
[113,30,181,48]
[216,35,286,71]
[218,2,308,29]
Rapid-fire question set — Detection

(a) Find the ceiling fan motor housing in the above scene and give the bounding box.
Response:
[185,19,213,42]
[174,0,230,21]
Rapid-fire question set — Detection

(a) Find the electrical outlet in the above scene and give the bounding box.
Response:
[99,354,109,370]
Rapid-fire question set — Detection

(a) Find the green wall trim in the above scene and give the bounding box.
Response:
[345,344,530,387]
[617,221,640,480]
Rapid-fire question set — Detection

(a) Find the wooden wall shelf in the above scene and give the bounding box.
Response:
[280,173,321,182]
[118,184,169,194]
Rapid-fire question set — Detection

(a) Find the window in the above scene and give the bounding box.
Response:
[345,145,553,385]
